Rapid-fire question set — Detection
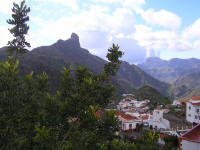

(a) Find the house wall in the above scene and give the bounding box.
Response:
[181,140,200,150]
[148,119,170,130]
[152,110,163,122]
[122,121,140,130]
[186,102,200,124]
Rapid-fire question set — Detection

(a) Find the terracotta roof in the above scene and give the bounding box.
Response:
[95,110,103,117]
[160,134,168,140]
[192,96,200,100]
[181,96,200,103]
[180,124,200,143]
[141,115,149,120]
[181,98,190,103]
[115,111,124,116]
[191,102,200,106]
[116,111,139,120]
[127,110,137,113]
[139,105,148,109]
[120,114,139,120]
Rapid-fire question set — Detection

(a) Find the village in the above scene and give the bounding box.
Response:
[111,94,200,150]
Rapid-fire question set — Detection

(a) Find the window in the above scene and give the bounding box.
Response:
[129,124,132,129]
[188,114,191,117]
[197,109,199,113]
[195,115,198,119]
[189,106,191,110]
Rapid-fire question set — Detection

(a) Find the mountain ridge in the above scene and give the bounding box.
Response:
[0,33,170,97]
[138,57,200,83]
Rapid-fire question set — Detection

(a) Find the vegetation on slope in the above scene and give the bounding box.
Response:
[169,73,200,99]
[135,85,172,106]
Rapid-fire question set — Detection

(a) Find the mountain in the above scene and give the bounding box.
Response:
[135,85,172,105]
[169,73,200,99]
[0,33,170,96]
[138,57,200,83]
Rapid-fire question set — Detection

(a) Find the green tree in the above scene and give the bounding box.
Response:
[7,0,30,61]
[135,130,160,150]
[0,1,152,150]
[163,135,178,150]
[104,44,123,76]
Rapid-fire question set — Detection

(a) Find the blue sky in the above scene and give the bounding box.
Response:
[0,0,200,64]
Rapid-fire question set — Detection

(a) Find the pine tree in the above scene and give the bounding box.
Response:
[7,0,30,61]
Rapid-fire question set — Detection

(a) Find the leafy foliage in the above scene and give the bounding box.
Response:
[135,85,172,106]
[0,44,125,150]
[0,1,173,149]
[7,0,30,59]
[163,135,179,150]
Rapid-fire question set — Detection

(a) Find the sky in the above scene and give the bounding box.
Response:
[1,0,200,64]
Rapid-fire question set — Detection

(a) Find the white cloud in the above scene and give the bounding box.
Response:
[0,0,20,14]
[140,9,181,31]
[134,24,193,51]
[49,0,79,10]
[0,26,12,47]
[34,6,135,43]
[32,0,79,10]
[94,0,145,11]
[182,18,200,39]
[22,5,148,63]
[123,0,145,11]
[94,0,121,3]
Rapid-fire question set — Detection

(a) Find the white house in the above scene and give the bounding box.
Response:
[186,100,200,124]
[117,98,149,113]
[116,112,142,131]
[172,100,182,107]
[148,108,170,130]
[179,123,200,150]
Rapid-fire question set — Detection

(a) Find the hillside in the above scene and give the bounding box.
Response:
[0,33,170,96]
[169,73,200,99]
[135,85,172,105]
[138,57,200,83]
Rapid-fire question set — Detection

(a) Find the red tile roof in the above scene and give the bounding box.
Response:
[127,110,137,113]
[116,111,139,120]
[154,108,161,110]
[139,105,148,109]
[181,96,200,103]
[95,110,103,117]
[192,96,200,100]
[180,124,200,143]
[120,114,139,120]
[191,102,200,106]
[160,134,168,140]
[141,115,149,120]
[181,98,190,103]
[115,111,125,116]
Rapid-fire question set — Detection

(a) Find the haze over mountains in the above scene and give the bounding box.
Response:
[0,33,169,97]
[138,57,200,83]
[138,57,200,99]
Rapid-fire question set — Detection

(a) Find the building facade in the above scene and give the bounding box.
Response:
[186,100,200,124]
[179,124,200,150]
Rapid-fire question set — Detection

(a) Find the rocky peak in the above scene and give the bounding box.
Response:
[71,33,79,41]
[70,33,80,47]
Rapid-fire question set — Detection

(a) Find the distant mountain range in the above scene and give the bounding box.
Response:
[169,73,200,99]
[138,57,200,83]
[138,57,200,99]
[0,33,170,97]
